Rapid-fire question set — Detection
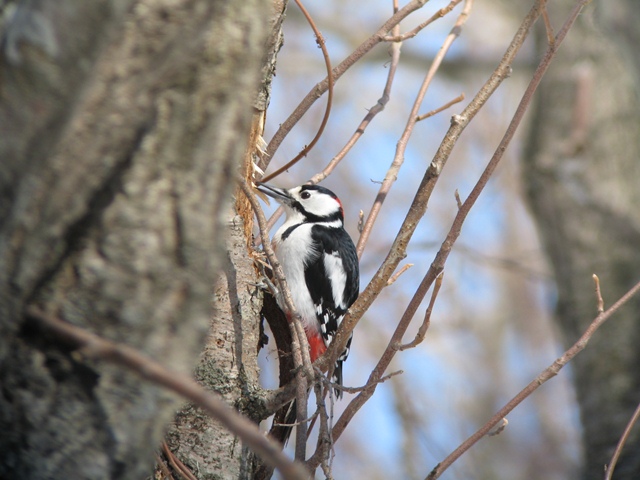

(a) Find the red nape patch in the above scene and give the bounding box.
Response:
[308,334,327,363]
[335,197,344,219]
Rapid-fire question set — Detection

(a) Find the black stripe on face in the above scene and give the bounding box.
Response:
[290,201,344,224]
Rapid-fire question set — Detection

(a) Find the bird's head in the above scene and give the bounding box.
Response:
[256,182,345,224]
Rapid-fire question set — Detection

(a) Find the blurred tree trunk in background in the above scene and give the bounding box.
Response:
[523,1,640,478]
[0,1,268,479]
[166,2,287,476]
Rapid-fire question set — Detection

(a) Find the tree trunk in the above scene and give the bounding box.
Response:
[0,1,269,479]
[163,2,287,478]
[523,1,640,478]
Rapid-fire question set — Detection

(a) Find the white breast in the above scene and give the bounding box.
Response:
[273,222,319,333]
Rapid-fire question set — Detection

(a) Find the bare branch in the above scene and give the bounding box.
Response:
[416,93,466,122]
[330,370,404,395]
[593,273,604,313]
[454,189,462,209]
[308,13,403,190]
[280,325,309,461]
[161,442,197,480]
[426,277,640,480]
[155,449,176,480]
[25,307,311,480]
[312,380,333,477]
[356,0,473,258]
[263,381,300,415]
[260,0,334,183]
[262,0,434,170]
[274,411,319,428]
[387,263,414,286]
[239,180,315,461]
[258,14,404,242]
[316,0,542,394]
[540,0,555,47]
[383,0,464,42]
[396,272,443,351]
[240,181,314,374]
[605,401,640,480]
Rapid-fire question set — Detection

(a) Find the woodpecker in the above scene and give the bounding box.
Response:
[256,182,359,397]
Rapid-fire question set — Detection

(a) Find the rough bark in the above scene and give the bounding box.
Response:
[165,215,267,479]
[523,1,640,478]
[0,1,268,479]
[164,1,287,479]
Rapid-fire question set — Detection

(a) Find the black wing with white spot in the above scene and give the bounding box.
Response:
[304,224,359,397]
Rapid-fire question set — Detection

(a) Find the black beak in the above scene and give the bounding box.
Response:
[255,182,292,205]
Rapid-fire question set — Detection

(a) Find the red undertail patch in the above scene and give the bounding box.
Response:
[308,333,327,363]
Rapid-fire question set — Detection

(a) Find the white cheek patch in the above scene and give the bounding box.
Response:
[310,197,339,217]
[294,190,341,218]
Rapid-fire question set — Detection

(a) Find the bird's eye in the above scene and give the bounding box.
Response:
[300,191,311,199]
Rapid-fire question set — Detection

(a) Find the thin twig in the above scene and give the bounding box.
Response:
[264,205,285,238]
[316,0,541,394]
[241,183,296,322]
[605,401,640,480]
[330,370,404,394]
[427,277,640,480]
[423,5,595,474]
[263,384,300,418]
[396,272,443,351]
[25,307,311,480]
[454,189,462,209]
[356,0,473,259]
[383,0,464,42]
[305,368,403,472]
[416,93,465,122]
[274,411,319,428]
[155,450,176,480]
[313,379,333,477]
[162,442,197,480]
[412,0,587,374]
[260,0,334,183]
[357,210,365,234]
[540,0,555,47]
[307,12,403,189]
[261,0,434,170]
[593,273,604,313]
[303,7,406,462]
[240,181,313,373]
[387,263,414,286]
[293,356,309,461]
[239,180,314,462]
[258,16,404,242]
